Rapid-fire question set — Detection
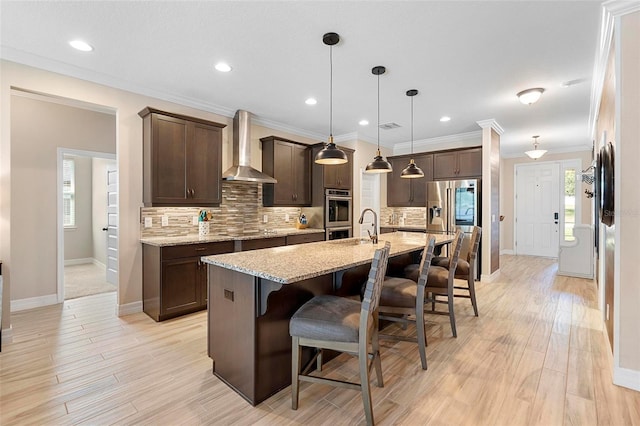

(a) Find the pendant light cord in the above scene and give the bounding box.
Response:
[377,72,380,151]
[329,44,333,139]
[410,95,414,154]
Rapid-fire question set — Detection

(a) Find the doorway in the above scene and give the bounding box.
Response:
[515,162,560,257]
[58,149,117,300]
[359,170,381,237]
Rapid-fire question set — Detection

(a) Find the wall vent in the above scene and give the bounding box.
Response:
[378,122,401,130]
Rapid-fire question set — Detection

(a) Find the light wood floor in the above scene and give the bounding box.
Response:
[1,255,639,425]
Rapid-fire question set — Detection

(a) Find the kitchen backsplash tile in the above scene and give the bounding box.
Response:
[381,206,427,227]
[140,183,303,238]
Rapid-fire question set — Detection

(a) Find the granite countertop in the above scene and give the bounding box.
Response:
[202,232,453,284]
[140,227,324,247]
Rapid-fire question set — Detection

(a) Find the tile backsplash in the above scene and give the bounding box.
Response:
[380,207,427,227]
[140,183,303,238]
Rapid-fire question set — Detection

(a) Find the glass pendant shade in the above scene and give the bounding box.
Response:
[401,89,424,179]
[365,65,392,174]
[525,135,547,160]
[315,32,348,165]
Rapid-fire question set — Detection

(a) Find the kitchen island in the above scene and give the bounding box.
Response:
[202,232,452,405]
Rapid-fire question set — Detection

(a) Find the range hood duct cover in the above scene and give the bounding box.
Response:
[222,110,277,184]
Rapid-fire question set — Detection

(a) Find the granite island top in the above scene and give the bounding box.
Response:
[381,224,427,231]
[140,227,324,247]
[202,232,453,284]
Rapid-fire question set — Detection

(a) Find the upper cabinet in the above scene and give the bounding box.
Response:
[261,136,311,206]
[139,107,226,207]
[433,147,482,180]
[387,154,433,207]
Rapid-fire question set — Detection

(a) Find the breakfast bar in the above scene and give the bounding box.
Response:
[202,232,453,405]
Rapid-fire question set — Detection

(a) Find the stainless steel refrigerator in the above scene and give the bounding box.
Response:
[426,179,481,278]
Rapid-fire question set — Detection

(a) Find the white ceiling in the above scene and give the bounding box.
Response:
[0,1,602,156]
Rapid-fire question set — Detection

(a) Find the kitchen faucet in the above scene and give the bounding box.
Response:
[358,208,378,244]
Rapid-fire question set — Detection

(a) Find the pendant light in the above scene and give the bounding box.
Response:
[365,66,393,173]
[314,32,348,165]
[401,89,425,178]
[525,135,547,160]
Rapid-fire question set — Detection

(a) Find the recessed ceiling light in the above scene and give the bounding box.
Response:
[69,40,93,52]
[440,116,451,122]
[214,62,232,72]
[359,119,369,126]
[305,98,317,105]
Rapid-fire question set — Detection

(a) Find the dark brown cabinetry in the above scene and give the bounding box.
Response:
[139,107,226,207]
[433,147,482,180]
[310,144,354,191]
[143,241,234,321]
[386,154,433,207]
[286,233,324,245]
[261,137,311,206]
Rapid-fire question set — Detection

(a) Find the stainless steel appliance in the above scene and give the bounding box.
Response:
[326,227,352,240]
[325,189,352,228]
[426,179,481,277]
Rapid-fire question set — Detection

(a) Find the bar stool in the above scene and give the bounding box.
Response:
[378,237,436,370]
[289,242,391,426]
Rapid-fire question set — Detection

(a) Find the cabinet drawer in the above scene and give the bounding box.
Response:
[286,233,324,245]
[237,237,286,251]
[161,241,234,260]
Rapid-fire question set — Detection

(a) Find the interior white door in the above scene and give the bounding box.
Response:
[359,171,380,238]
[515,162,560,257]
[106,166,118,286]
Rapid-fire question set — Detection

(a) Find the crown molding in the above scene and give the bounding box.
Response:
[333,132,359,143]
[393,130,482,155]
[476,119,505,135]
[11,87,117,115]
[251,116,325,141]
[589,1,640,139]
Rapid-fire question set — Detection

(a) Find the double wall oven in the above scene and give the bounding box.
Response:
[325,189,352,240]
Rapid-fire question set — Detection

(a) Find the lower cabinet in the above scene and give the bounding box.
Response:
[143,241,234,321]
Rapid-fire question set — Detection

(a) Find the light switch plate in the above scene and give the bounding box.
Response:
[402,212,407,219]
[263,214,268,223]
[192,216,199,225]
[144,217,153,228]
[161,215,169,227]
[285,214,290,222]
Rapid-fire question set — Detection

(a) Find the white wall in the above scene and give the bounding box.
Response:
[64,155,93,262]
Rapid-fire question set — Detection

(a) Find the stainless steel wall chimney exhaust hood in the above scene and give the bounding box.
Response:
[222,110,277,183]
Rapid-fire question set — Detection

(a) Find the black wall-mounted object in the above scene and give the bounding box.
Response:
[599,141,615,227]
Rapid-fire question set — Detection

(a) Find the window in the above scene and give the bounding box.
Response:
[563,167,577,241]
[63,158,75,227]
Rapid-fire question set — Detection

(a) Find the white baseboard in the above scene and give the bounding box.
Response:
[64,257,94,266]
[11,294,59,312]
[92,259,106,269]
[481,268,501,283]
[2,325,13,346]
[500,249,514,255]
[117,300,142,317]
[613,366,640,392]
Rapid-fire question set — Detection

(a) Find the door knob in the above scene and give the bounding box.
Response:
[102,227,108,231]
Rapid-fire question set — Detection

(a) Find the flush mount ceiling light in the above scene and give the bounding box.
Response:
[69,40,93,52]
[359,119,369,126]
[315,32,348,165]
[525,135,547,160]
[214,62,232,72]
[365,66,392,174]
[517,88,545,105]
[439,116,451,122]
[401,89,425,179]
[305,97,317,105]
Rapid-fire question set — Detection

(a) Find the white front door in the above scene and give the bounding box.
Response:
[515,162,560,257]
[106,166,118,286]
